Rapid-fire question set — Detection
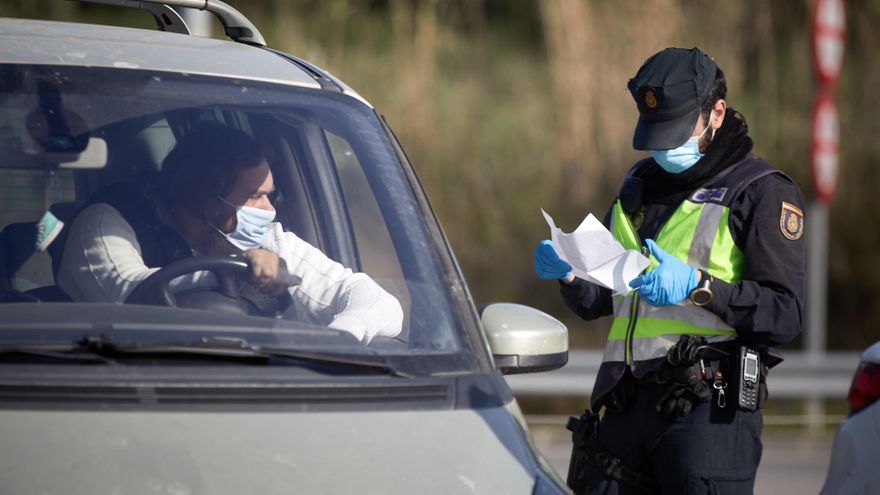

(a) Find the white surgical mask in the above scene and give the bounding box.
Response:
[213,197,276,250]
[651,118,713,174]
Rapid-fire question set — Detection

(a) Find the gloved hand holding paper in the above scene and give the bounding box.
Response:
[541,209,651,295]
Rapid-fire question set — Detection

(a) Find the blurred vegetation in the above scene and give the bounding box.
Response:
[3,0,878,350]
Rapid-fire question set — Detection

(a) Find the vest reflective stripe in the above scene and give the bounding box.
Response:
[602,331,737,363]
[687,203,725,269]
[611,297,738,334]
[607,199,741,365]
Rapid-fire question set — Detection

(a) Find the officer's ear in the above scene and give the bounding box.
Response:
[709,99,727,130]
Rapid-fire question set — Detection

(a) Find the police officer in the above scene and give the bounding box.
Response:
[535,48,805,494]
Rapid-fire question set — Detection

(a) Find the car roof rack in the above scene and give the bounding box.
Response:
[69,0,266,47]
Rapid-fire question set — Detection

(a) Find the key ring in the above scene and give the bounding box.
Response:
[713,380,728,408]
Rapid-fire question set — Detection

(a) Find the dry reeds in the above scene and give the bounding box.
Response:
[16,0,879,347]
[231,0,880,348]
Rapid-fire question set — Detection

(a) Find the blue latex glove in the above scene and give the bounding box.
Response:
[629,239,698,306]
[534,240,573,280]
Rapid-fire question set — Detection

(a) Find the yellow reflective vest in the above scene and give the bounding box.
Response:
[602,158,781,374]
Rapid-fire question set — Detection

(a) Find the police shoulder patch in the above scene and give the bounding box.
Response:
[779,202,804,240]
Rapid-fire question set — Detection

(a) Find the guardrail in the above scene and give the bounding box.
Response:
[505,349,861,399]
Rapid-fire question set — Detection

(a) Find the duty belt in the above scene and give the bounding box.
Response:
[641,357,731,412]
[640,358,726,384]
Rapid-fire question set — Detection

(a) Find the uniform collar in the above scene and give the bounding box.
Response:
[636,108,753,205]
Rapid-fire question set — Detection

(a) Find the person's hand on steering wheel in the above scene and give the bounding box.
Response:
[241,248,293,298]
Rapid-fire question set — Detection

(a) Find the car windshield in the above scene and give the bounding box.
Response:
[0,64,479,373]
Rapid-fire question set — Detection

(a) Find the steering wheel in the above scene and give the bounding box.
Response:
[125,255,249,310]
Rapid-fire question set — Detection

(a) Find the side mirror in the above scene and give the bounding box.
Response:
[481,302,568,375]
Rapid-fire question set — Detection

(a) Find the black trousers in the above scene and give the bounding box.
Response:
[584,381,763,494]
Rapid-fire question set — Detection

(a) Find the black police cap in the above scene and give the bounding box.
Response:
[628,47,718,150]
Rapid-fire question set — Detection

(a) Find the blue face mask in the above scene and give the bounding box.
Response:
[651,121,712,174]
[214,197,276,250]
[651,136,703,174]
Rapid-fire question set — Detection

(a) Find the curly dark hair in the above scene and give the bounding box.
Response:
[159,123,264,213]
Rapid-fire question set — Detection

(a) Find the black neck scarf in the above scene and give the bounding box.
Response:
[635,108,754,205]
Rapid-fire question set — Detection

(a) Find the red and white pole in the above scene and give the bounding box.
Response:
[807,0,845,362]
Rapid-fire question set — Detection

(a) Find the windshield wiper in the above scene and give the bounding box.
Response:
[0,344,115,364]
[200,336,414,377]
[0,335,413,377]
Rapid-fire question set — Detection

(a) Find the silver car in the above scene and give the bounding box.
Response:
[822,341,880,494]
[0,2,570,493]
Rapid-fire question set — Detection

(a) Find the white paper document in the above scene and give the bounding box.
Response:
[542,209,651,295]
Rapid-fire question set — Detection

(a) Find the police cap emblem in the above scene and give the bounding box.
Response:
[779,202,804,240]
[644,89,658,109]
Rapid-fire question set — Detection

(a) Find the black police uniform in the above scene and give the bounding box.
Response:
[557,48,806,494]
[561,110,805,493]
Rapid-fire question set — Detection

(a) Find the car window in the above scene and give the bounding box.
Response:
[0,170,76,225]
[0,169,76,291]
[0,64,476,371]
[324,129,413,331]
